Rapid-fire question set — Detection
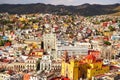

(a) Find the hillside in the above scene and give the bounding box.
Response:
[110,12,120,16]
[0,3,120,16]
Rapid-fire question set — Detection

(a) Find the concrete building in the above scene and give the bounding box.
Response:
[57,46,88,57]
[74,42,91,49]
[43,33,57,59]
[40,54,52,72]
[56,41,90,57]
[101,46,112,60]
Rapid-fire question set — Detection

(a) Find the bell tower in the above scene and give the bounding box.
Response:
[43,33,57,59]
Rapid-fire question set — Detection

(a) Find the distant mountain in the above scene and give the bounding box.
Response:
[0,3,120,16]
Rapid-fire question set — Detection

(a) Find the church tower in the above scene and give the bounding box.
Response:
[43,33,57,59]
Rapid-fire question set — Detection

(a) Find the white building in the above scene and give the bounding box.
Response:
[0,73,10,80]
[57,46,88,57]
[74,42,91,49]
[25,57,38,71]
[40,54,52,72]
[56,41,89,57]
[91,40,103,51]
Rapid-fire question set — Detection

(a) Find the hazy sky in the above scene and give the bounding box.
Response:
[0,0,120,5]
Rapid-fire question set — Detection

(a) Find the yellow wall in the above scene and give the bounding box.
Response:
[103,32,112,37]
[73,68,79,80]
[19,18,25,21]
[89,62,102,69]
[61,61,66,76]
[79,61,109,79]
[87,66,109,79]
[61,60,79,80]
[35,52,43,56]
[61,58,109,80]
[79,63,88,78]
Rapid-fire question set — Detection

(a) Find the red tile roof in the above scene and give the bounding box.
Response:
[85,54,96,61]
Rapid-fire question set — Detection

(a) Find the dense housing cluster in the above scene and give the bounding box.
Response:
[0,13,120,80]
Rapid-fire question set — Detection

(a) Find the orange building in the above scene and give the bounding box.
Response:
[23,73,30,80]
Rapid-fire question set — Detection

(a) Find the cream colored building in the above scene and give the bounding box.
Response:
[43,33,57,59]
[13,63,25,72]
[40,55,52,72]
[25,57,38,71]
[74,42,91,49]
[43,33,56,51]
[6,64,14,71]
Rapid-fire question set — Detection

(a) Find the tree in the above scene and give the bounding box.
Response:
[104,41,111,45]
[0,40,4,46]
[108,26,115,31]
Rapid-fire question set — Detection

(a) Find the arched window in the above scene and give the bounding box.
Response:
[48,64,51,70]
[30,65,32,70]
[33,60,34,63]
[33,65,34,69]
[45,64,47,70]
[27,65,29,69]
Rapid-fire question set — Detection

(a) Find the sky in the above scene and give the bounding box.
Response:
[0,0,120,5]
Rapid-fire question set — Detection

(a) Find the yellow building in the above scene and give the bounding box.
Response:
[61,51,80,80]
[103,31,113,37]
[79,54,109,79]
[61,51,110,80]
[33,24,38,30]
[87,65,109,79]
[61,59,80,80]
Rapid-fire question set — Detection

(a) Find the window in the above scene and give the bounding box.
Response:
[27,65,29,69]
[30,65,32,69]
[33,65,34,69]
[33,60,35,63]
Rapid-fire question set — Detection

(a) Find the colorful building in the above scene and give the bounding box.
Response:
[79,54,109,79]
[103,31,113,38]
[61,51,110,80]
[61,51,80,80]
[23,73,30,80]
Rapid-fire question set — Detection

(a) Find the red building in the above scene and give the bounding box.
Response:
[88,50,100,59]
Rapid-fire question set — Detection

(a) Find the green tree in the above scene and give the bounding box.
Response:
[0,40,4,46]
[104,41,111,45]
[108,26,115,31]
